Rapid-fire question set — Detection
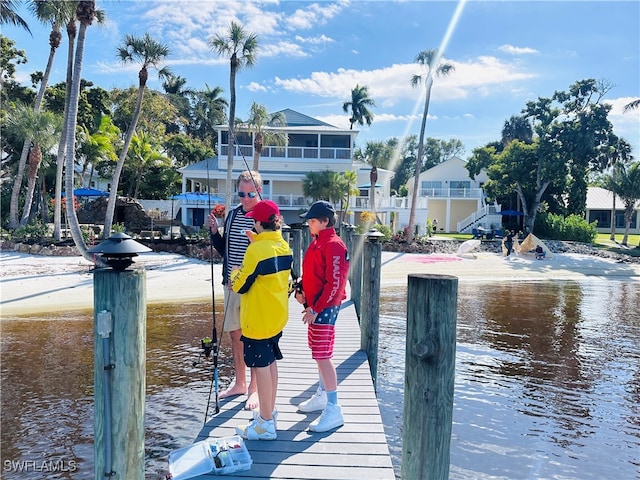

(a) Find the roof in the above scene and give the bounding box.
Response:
[586,186,640,210]
[274,109,335,128]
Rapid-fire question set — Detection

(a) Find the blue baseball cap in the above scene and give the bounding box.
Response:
[304,201,335,220]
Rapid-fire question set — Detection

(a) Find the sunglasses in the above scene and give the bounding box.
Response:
[237,191,257,198]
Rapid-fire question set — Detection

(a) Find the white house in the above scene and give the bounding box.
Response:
[402,156,499,234]
[177,109,396,227]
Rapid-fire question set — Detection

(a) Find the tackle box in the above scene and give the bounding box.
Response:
[167,435,252,479]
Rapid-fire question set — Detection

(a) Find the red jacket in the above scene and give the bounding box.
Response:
[301,228,349,312]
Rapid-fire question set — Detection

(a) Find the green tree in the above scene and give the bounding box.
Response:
[188,84,227,147]
[209,20,258,212]
[501,114,533,148]
[342,84,375,130]
[5,103,62,224]
[163,133,214,170]
[243,102,287,171]
[302,170,335,201]
[7,0,75,229]
[122,132,171,198]
[77,115,119,189]
[103,33,170,237]
[406,49,454,243]
[468,79,622,233]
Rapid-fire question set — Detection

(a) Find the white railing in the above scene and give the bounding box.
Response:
[220,144,352,161]
[419,187,483,198]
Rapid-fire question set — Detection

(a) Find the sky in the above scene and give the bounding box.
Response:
[5,0,640,159]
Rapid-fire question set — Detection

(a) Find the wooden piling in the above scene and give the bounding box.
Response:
[93,268,146,480]
[291,227,302,278]
[402,274,457,480]
[360,235,382,389]
[349,233,365,318]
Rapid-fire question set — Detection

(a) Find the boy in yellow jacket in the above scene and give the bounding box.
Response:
[230,200,292,440]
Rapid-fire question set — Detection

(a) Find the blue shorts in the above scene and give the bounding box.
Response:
[241,332,283,368]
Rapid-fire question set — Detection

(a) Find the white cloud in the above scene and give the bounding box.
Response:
[274,56,537,103]
[294,34,334,45]
[498,44,539,55]
[247,82,268,93]
[285,1,348,30]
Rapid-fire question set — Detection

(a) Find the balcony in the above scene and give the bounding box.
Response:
[220,144,352,161]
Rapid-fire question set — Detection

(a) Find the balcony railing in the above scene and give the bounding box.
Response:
[418,187,483,198]
[220,144,351,161]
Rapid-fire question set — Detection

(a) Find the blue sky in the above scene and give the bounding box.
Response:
[7,0,640,158]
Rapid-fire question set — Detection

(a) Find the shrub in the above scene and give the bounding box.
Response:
[535,212,597,243]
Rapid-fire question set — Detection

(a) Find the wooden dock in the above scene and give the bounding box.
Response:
[190,297,396,479]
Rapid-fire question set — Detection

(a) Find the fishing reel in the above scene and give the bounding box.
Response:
[192,336,214,367]
[288,277,303,298]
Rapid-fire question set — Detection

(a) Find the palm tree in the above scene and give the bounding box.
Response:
[189,84,228,146]
[76,115,119,189]
[8,0,75,229]
[124,132,171,198]
[609,161,640,246]
[623,99,639,112]
[334,170,359,224]
[603,139,632,240]
[102,33,170,237]
[5,103,62,224]
[63,0,96,262]
[0,0,31,33]
[406,49,454,243]
[342,84,375,130]
[501,114,533,147]
[244,103,287,171]
[209,21,258,211]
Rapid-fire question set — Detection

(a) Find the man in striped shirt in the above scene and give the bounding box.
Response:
[208,170,262,410]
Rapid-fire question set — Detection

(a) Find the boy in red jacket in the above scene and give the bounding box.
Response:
[295,201,349,432]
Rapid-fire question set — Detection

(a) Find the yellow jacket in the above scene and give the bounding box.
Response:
[230,230,292,339]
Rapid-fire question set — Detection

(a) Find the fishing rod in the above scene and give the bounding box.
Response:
[198,122,263,423]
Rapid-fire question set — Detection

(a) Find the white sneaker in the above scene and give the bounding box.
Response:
[236,415,276,440]
[308,403,343,432]
[253,408,278,429]
[298,387,327,413]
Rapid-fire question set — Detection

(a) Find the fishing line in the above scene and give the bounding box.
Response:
[200,124,262,423]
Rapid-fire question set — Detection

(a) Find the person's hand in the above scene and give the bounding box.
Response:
[294,290,306,305]
[206,212,219,235]
[302,307,318,325]
[245,229,256,243]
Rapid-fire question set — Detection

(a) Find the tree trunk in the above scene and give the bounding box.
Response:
[407,76,433,244]
[225,59,237,214]
[64,16,97,264]
[54,20,77,241]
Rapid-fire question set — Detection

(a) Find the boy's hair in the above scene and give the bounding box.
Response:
[236,170,262,189]
[315,213,337,228]
[259,216,283,231]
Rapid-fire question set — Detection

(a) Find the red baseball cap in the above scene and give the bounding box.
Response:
[246,200,280,222]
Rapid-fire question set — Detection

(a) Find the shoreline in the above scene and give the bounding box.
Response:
[1,249,639,317]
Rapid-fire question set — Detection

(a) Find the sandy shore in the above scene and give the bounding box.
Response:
[1,249,639,317]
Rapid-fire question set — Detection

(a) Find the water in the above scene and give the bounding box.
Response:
[377,280,640,479]
[1,281,639,479]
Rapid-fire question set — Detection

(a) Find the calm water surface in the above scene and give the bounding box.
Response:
[1,280,639,479]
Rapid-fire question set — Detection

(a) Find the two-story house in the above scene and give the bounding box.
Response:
[176,109,497,233]
[176,109,395,227]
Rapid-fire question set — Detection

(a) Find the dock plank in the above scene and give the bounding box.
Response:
[187,297,395,479]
